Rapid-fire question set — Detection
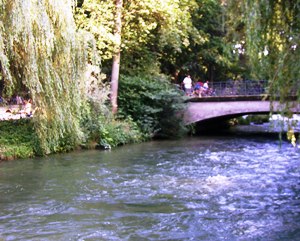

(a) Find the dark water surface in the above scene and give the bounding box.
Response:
[0,134,300,240]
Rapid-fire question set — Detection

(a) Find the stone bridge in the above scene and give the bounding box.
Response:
[184,96,300,125]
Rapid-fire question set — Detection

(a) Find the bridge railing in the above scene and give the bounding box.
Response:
[209,80,268,97]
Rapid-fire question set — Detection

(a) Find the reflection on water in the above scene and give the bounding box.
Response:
[0,133,300,240]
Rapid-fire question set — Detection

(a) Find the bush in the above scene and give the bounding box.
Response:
[0,119,36,160]
[98,116,145,149]
[118,74,188,139]
[79,100,145,150]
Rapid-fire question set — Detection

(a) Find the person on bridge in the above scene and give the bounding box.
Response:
[203,80,209,90]
[201,80,215,96]
[193,81,203,97]
[182,75,193,96]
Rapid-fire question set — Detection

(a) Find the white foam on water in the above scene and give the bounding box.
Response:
[205,174,232,188]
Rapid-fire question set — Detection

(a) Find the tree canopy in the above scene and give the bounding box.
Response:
[0,0,95,154]
[75,0,250,82]
[75,0,201,76]
[225,0,300,101]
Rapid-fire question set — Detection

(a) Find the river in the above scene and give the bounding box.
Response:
[0,131,300,240]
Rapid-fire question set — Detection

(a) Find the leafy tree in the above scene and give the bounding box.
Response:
[75,0,200,76]
[75,0,115,61]
[161,0,238,82]
[118,75,187,139]
[0,0,95,154]
[225,0,300,101]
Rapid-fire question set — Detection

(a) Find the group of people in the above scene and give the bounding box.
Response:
[1,96,34,119]
[182,75,213,97]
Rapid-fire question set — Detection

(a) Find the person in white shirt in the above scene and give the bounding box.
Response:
[182,75,193,96]
[203,80,209,89]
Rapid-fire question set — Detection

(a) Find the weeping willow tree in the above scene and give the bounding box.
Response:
[0,0,95,154]
[226,0,300,100]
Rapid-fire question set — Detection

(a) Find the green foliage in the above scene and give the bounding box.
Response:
[161,0,240,81]
[75,0,201,76]
[75,0,115,60]
[226,0,300,101]
[76,99,144,150]
[118,74,188,139]
[0,119,36,160]
[98,116,145,149]
[0,0,98,155]
[0,99,143,160]
[75,0,244,81]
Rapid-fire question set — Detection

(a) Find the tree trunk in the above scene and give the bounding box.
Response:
[111,0,123,114]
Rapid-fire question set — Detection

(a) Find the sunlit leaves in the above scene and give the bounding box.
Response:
[0,0,93,154]
[75,0,200,74]
[226,0,300,101]
[75,0,115,60]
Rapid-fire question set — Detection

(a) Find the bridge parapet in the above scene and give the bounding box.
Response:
[209,80,267,97]
[206,79,299,97]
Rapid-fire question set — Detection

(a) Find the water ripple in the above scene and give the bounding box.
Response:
[0,136,300,240]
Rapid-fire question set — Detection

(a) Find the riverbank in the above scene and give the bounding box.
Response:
[1,112,298,161]
[0,113,145,161]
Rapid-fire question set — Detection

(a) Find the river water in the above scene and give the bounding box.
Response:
[0,131,300,240]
